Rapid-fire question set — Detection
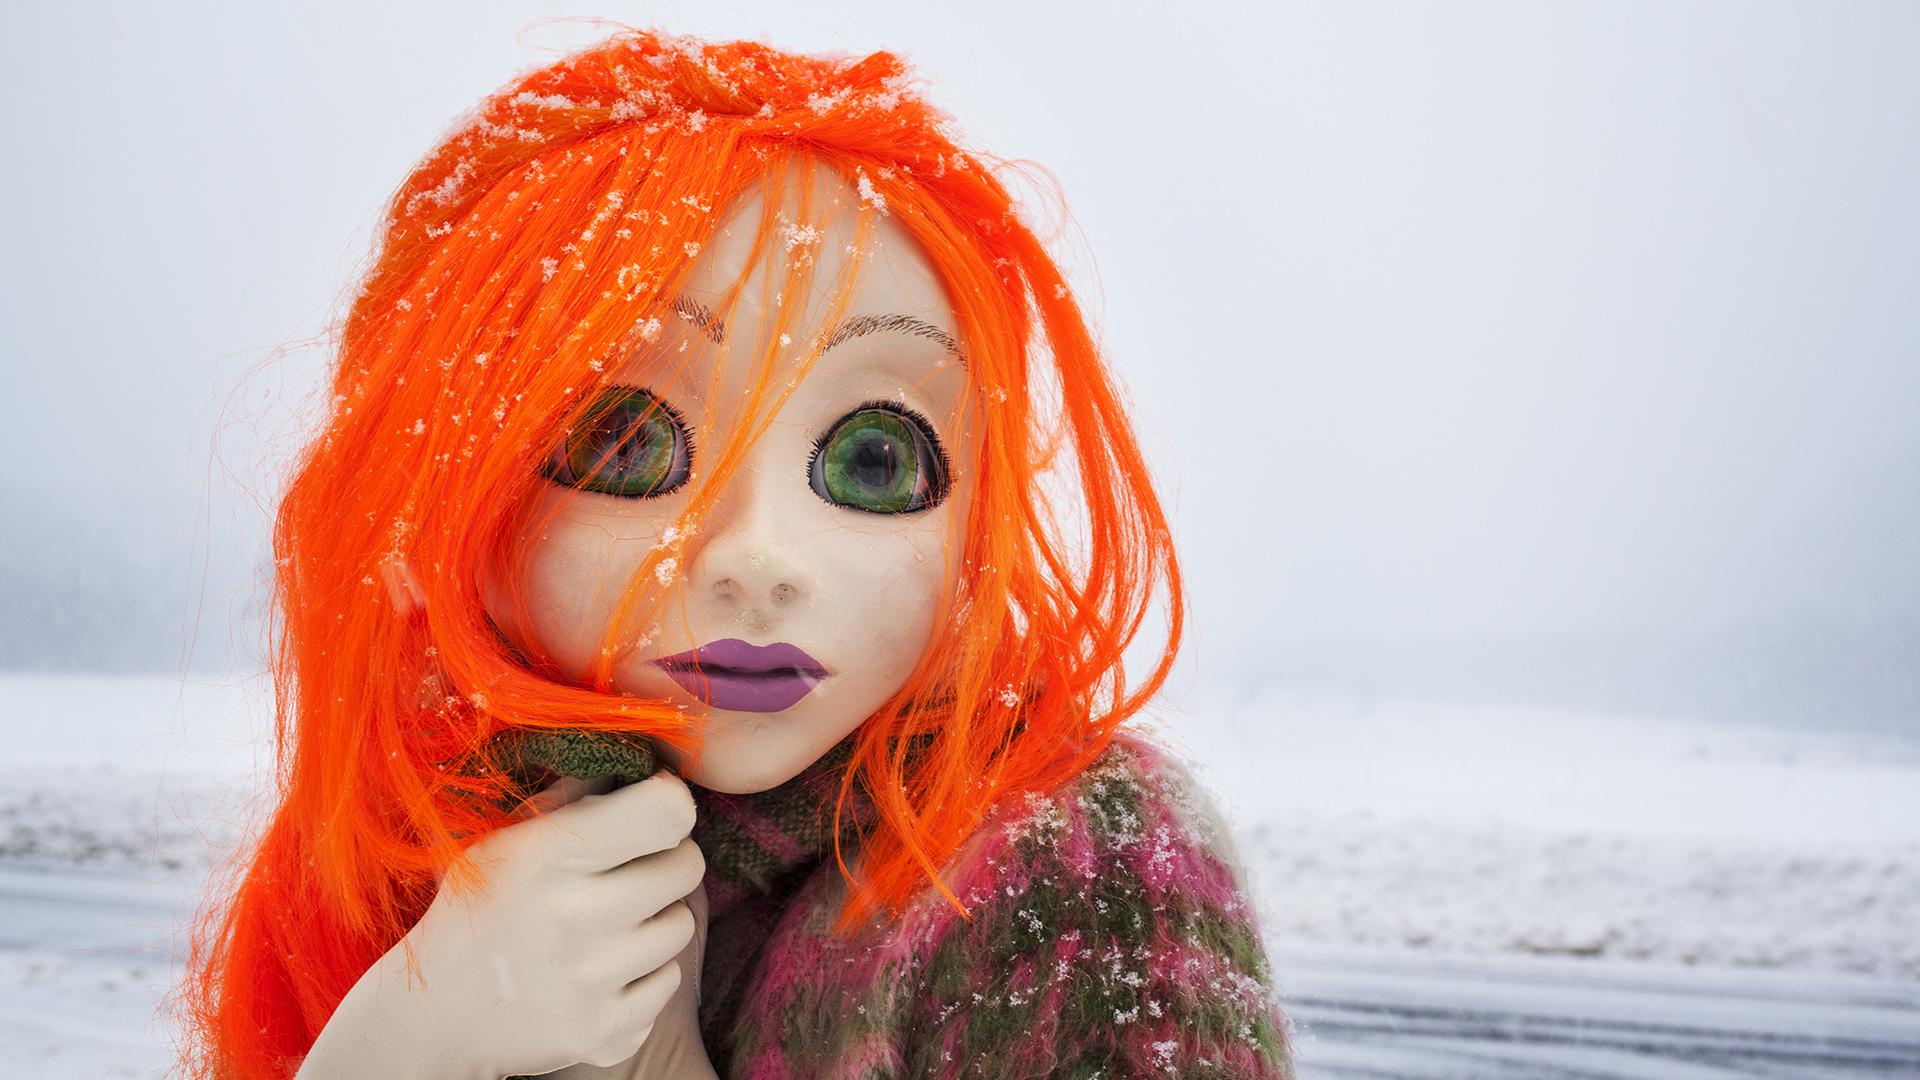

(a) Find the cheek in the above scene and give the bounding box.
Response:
[485,491,675,676]
[521,535,617,670]
[806,514,957,683]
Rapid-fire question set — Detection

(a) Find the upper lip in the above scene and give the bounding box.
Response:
[651,638,828,676]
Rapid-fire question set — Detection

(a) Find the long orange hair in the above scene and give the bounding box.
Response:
[178,25,1183,1079]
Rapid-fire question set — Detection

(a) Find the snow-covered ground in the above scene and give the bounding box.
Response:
[1144,688,1920,979]
[2,673,1917,1077]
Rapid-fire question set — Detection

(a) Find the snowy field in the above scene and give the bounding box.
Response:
[2,673,1917,1078]
[1143,690,1920,979]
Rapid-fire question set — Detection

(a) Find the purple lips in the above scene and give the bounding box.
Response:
[651,638,829,713]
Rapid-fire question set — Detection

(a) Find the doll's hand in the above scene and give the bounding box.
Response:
[542,828,716,1079]
[549,869,716,1080]
[386,769,709,1080]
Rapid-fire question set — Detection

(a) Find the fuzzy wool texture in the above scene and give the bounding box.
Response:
[689,729,1297,1079]
[494,728,661,789]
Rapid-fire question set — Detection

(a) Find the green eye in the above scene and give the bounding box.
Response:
[808,403,950,514]
[544,387,692,498]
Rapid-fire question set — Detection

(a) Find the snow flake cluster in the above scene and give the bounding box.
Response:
[508,90,575,111]
[777,218,821,252]
[854,168,889,215]
[999,788,1072,849]
[403,155,478,221]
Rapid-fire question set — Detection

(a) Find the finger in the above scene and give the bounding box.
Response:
[584,836,707,918]
[601,960,681,1062]
[593,899,696,991]
[545,768,696,871]
[614,905,695,996]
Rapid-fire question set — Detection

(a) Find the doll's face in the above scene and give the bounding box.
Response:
[483,157,978,795]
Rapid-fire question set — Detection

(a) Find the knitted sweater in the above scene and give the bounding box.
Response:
[682,729,1298,1079]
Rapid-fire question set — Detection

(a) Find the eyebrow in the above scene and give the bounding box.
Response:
[671,295,727,345]
[670,294,965,364]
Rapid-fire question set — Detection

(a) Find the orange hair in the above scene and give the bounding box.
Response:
[177,25,1183,1079]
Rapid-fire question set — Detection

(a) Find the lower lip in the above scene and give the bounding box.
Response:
[655,664,826,713]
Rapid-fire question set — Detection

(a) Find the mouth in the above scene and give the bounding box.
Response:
[650,638,830,713]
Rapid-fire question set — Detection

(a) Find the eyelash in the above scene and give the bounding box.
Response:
[810,399,948,456]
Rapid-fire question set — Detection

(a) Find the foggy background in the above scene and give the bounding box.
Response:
[4,1,1916,731]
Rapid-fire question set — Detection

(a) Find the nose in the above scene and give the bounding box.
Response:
[682,467,813,626]
[706,554,804,608]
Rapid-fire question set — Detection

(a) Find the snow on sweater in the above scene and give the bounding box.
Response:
[686,728,1298,1079]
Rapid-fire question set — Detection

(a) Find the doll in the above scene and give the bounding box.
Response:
[178,26,1297,1080]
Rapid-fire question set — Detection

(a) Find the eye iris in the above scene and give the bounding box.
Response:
[574,408,669,492]
[551,389,688,497]
[822,411,920,512]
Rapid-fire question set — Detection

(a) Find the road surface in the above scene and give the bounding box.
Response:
[3,865,1917,1078]
[1277,942,1920,1078]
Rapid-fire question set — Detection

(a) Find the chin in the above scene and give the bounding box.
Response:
[680,755,806,795]
[662,720,813,795]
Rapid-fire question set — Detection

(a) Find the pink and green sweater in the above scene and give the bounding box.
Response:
[685,729,1299,1079]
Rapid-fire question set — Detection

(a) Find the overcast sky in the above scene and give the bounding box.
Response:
[4,2,1916,725]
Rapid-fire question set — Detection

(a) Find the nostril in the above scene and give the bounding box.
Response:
[769,582,797,605]
[713,577,740,601]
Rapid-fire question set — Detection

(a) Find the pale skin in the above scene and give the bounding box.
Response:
[296,155,980,1079]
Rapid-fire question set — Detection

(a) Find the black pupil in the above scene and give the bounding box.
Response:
[849,433,899,490]
[613,418,657,461]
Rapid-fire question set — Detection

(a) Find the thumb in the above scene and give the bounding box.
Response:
[507,773,618,820]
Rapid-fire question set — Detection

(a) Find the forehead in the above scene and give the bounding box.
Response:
[679,156,957,336]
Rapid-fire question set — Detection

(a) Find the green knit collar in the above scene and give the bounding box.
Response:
[487,724,934,904]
